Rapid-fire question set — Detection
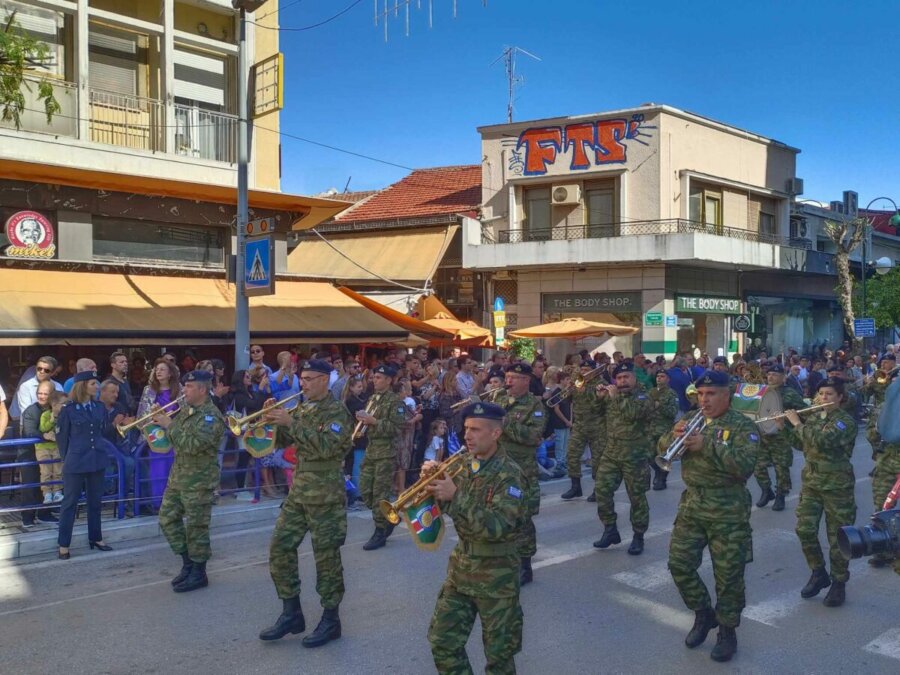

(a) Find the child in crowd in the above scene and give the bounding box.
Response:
[424,418,448,463]
[36,391,67,503]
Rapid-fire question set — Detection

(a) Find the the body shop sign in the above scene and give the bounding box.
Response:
[5,211,56,258]
[675,295,741,314]
[542,291,641,313]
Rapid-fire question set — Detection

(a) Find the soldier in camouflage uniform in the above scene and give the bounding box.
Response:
[561,361,605,500]
[357,364,406,551]
[593,362,653,555]
[866,369,900,569]
[499,363,545,585]
[648,370,679,491]
[426,402,526,675]
[862,354,894,464]
[154,370,226,593]
[259,359,353,648]
[754,365,806,511]
[786,376,857,608]
[660,369,759,662]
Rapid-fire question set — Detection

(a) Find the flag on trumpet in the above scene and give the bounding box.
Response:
[144,424,173,454]
[404,496,445,551]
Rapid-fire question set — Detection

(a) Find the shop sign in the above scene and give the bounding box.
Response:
[4,210,56,258]
[542,291,641,313]
[675,295,741,314]
[733,314,752,332]
[644,311,663,327]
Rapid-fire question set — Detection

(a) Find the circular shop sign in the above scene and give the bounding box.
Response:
[5,210,56,258]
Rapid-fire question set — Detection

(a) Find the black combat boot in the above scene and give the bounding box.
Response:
[756,487,775,508]
[385,522,396,539]
[171,552,192,587]
[173,561,208,593]
[593,524,621,549]
[561,477,582,500]
[772,493,786,511]
[362,528,387,551]
[652,465,667,491]
[685,608,718,648]
[823,580,845,607]
[627,532,644,556]
[586,491,596,503]
[259,597,305,640]
[800,567,831,598]
[710,626,737,662]
[302,607,341,648]
[519,557,533,586]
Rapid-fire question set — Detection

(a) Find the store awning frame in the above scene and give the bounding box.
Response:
[336,287,455,341]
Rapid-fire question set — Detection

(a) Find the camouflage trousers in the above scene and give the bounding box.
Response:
[159,466,218,563]
[871,445,900,564]
[268,491,347,608]
[594,454,650,533]
[359,455,395,530]
[669,514,753,628]
[513,461,539,558]
[754,433,793,495]
[567,422,602,479]
[428,581,522,675]
[796,482,855,582]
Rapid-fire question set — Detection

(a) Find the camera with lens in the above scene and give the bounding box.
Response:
[838,509,900,567]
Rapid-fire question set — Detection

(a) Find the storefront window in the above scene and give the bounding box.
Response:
[93,217,225,268]
[746,295,842,356]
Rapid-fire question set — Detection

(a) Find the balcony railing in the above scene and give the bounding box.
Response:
[89,88,165,152]
[174,104,238,164]
[0,76,78,137]
[490,219,809,248]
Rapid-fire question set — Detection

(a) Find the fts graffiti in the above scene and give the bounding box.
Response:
[511,114,655,176]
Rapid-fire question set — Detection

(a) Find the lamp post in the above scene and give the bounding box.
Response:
[861,197,900,319]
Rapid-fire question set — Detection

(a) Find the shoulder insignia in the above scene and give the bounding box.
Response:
[507,486,522,499]
[330,422,342,433]
[204,415,214,424]
[836,420,847,431]
[533,410,543,417]
[749,432,759,443]
[470,459,481,473]
[398,406,405,414]
[722,430,730,441]
[637,394,648,400]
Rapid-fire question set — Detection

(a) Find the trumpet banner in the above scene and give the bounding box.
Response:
[243,424,277,458]
[403,495,445,551]
[144,423,173,454]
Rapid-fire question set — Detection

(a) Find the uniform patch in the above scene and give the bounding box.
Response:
[533,410,543,417]
[836,420,847,431]
[749,433,760,442]
[330,422,342,433]
[637,394,648,400]
[508,486,522,499]
[398,406,405,414]
[470,459,481,473]
[204,415,214,424]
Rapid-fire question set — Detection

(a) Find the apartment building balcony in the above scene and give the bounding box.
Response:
[0,76,78,137]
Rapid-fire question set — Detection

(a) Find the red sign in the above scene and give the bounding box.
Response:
[5,211,56,258]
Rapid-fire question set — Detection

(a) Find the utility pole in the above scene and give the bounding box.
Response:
[491,46,540,123]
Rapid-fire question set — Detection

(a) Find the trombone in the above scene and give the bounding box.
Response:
[225,392,303,436]
[380,448,469,525]
[352,395,379,441]
[655,409,707,472]
[450,386,507,410]
[754,402,833,425]
[546,366,605,406]
[116,395,184,437]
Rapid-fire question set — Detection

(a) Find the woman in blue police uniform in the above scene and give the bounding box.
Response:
[57,370,114,560]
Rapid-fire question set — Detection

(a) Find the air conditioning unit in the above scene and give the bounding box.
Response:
[786,177,804,196]
[551,184,581,205]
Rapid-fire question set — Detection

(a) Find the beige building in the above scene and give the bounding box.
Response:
[466,104,842,362]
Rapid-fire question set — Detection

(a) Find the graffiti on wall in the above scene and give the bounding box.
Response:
[507,114,655,176]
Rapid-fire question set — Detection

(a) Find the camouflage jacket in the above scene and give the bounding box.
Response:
[168,399,226,478]
[498,392,545,469]
[277,395,352,505]
[790,407,857,489]
[660,409,759,523]
[443,450,526,598]
[571,384,602,424]
[363,390,406,460]
[779,385,806,412]
[648,386,679,439]
[605,386,654,461]
[862,379,888,407]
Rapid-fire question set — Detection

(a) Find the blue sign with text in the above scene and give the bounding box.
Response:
[854,318,875,338]
[493,297,505,312]
[245,236,274,296]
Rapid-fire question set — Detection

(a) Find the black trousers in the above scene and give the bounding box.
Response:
[58,469,105,548]
[16,445,54,525]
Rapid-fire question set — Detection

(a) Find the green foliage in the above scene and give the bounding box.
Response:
[507,337,536,362]
[0,10,60,129]
[852,267,900,330]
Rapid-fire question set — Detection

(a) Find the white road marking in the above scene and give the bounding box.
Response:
[863,628,900,662]
[608,589,692,632]
[611,559,673,592]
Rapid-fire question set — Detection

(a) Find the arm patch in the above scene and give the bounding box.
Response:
[507,486,522,499]
[330,422,342,433]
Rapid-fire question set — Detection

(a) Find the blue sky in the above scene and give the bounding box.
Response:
[273,0,899,208]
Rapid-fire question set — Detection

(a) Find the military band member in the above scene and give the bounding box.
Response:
[356,364,406,551]
[661,370,758,662]
[787,377,857,607]
[648,370,679,491]
[426,402,526,674]
[755,364,806,511]
[153,370,226,593]
[500,363,545,585]
[259,359,353,647]
[593,362,653,555]
[562,361,605,500]
[869,368,900,569]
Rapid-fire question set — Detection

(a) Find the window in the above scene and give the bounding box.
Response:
[89,23,148,97]
[759,212,775,238]
[585,186,615,237]
[2,2,69,78]
[523,187,551,240]
[689,185,722,231]
[93,218,225,268]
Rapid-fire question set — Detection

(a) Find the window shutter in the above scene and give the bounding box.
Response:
[174,47,226,108]
[89,26,139,96]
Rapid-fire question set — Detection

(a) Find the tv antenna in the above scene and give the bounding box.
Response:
[491,46,541,123]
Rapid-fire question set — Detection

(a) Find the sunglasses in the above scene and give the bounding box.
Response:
[251,350,263,354]
[36,366,53,374]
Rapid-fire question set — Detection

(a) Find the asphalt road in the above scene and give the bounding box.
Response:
[1,435,898,675]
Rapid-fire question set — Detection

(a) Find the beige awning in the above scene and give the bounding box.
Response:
[286,225,458,283]
[0,269,416,345]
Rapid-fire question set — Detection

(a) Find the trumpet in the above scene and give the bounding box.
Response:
[546,367,605,406]
[451,386,507,410]
[656,409,707,472]
[754,402,834,425]
[380,448,469,525]
[875,367,899,385]
[352,395,379,441]
[225,392,304,436]
[117,396,184,437]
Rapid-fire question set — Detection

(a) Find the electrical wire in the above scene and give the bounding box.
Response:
[250,0,365,31]
[256,0,304,21]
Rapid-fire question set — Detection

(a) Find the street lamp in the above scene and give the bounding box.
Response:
[861,197,900,319]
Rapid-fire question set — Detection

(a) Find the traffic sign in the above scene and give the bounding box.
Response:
[644,311,663,327]
[733,314,752,332]
[854,318,876,338]
[245,235,274,297]
[493,297,505,312]
[245,216,276,237]
[493,310,507,328]
[665,315,677,328]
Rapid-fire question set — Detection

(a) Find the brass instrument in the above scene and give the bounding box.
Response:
[754,402,834,425]
[546,367,605,406]
[875,367,899,385]
[380,448,469,525]
[451,386,507,410]
[352,395,379,441]
[225,392,304,436]
[685,383,699,405]
[744,362,765,385]
[656,410,707,472]
[116,395,184,437]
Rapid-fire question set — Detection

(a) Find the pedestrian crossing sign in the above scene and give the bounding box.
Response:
[245,236,274,297]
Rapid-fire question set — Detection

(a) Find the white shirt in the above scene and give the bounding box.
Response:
[14,376,63,419]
